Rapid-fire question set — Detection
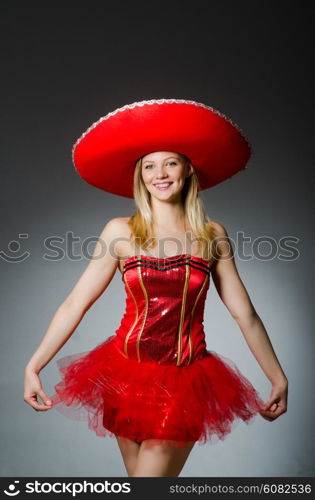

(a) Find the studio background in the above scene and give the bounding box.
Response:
[1,5,313,476]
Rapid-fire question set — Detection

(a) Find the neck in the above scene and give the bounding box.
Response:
[150,199,187,230]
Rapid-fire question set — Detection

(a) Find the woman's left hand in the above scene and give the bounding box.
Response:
[259,379,288,421]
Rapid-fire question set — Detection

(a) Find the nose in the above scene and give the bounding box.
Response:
[154,165,169,179]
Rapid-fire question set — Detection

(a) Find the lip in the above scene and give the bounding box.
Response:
[153,182,173,190]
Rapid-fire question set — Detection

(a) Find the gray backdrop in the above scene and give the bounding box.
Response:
[1,5,314,477]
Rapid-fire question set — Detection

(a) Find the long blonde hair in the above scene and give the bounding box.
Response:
[127,154,216,260]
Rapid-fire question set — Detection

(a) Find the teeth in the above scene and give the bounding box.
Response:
[155,183,171,187]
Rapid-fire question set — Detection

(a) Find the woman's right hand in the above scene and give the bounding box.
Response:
[24,367,53,411]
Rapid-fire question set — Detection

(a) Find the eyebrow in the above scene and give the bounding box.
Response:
[142,156,179,165]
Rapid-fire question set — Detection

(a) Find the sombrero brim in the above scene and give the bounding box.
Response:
[72,99,251,198]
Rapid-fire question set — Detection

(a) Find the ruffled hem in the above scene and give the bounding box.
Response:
[50,335,264,448]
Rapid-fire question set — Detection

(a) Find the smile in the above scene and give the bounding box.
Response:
[154,182,173,190]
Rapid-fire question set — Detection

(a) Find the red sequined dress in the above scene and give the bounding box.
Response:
[51,254,264,447]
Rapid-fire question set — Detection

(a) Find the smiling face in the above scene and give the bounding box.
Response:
[141,151,193,200]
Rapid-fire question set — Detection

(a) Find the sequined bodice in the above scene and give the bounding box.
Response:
[114,254,211,366]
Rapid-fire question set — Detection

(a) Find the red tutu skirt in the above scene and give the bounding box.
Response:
[50,335,264,448]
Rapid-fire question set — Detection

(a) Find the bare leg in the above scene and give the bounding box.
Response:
[115,435,141,476]
[130,439,196,477]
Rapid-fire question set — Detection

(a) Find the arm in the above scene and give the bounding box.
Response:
[210,222,288,421]
[25,217,122,372]
[24,217,123,410]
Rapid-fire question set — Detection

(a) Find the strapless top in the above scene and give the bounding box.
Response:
[114,254,212,367]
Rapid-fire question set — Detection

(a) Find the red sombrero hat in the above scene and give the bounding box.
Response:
[72,98,251,198]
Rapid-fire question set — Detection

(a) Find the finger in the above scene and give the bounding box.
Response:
[37,389,53,407]
[262,415,274,422]
[261,400,278,412]
[32,400,53,411]
[259,408,277,418]
[26,399,51,411]
[258,408,275,421]
[260,407,284,420]
[27,395,54,411]
[34,405,52,411]
[262,413,277,422]
[274,404,287,416]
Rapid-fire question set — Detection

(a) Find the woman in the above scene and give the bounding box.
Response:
[24,99,288,477]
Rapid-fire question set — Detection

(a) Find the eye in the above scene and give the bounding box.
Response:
[144,161,177,169]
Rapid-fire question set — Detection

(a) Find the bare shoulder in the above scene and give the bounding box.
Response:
[210,219,230,238]
[209,220,234,263]
[99,216,132,259]
[101,216,131,236]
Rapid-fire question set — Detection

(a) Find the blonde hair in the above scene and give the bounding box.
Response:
[127,153,216,260]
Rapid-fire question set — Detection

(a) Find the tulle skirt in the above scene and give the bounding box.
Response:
[50,335,264,448]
